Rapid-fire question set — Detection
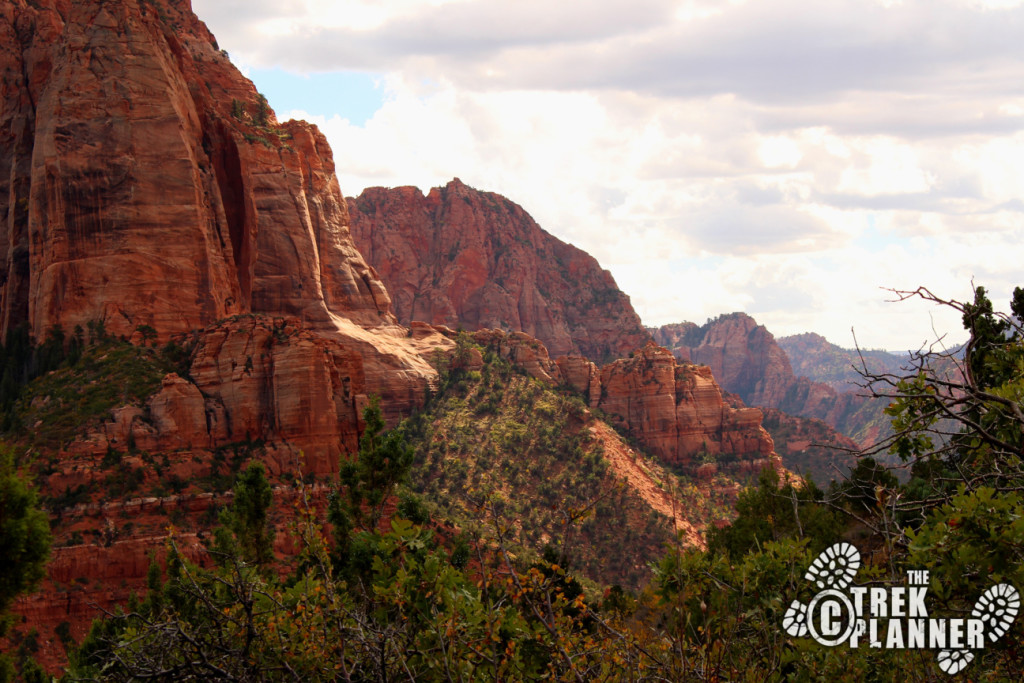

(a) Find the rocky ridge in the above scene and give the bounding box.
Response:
[778,332,909,391]
[349,181,651,363]
[465,331,777,473]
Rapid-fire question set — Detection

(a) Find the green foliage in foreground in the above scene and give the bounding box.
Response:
[213,461,275,568]
[69,467,1024,681]
[0,444,51,682]
[55,285,1024,680]
[0,446,50,617]
[707,467,844,562]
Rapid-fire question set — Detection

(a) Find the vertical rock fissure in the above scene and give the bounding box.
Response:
[0,18,39,337]
[211,130,251,307]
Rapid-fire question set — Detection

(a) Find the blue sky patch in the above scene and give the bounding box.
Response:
[248,68,385,126]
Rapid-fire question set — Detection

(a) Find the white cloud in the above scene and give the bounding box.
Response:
[837,138,934,196]
[194,0,1024,350]
[759,136,803,169]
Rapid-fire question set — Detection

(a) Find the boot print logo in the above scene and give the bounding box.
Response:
[783,543,1019,675]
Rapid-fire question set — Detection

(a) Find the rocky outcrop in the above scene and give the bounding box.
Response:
[12,480,337,671]
[348,180,651,363]
[595,343,775,469]
[758,407,859,484]
[58,316,433,475]
[57,315,450,476]
[653,314,892,447]
[12,536,204,671]
[653,315,794,408]
[471,332,776,471]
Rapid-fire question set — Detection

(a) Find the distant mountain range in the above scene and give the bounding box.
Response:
[777,332,910,392]
[651,314,896,449]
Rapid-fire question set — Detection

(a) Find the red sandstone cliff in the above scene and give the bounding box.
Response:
[653,316,796,408]
[0,0,392,340]
[0,0,445,447]
[348,181,651,363]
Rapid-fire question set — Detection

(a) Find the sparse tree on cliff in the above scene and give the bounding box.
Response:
[329,395,414,564]
[213,461,275,567]
[0,445,50,622]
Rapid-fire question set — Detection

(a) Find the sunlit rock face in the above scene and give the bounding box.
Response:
[0,0,393,341]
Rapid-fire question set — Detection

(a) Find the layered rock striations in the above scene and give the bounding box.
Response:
[592,343,775,472]
[348,180,651,363]
[653,316,794,408]
[62,316,440,475]
[0,0,443,453]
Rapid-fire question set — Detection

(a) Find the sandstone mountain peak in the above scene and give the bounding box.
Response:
[0,0,451,475]
[652,312,795,408]
[349,179,652,363]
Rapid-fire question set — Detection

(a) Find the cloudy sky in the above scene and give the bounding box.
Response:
[192,0,1024,351]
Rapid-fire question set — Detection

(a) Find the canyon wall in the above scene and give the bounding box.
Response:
[0,0,444,443]
[1,0,394,341]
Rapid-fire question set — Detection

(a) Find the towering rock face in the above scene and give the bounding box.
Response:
[653,314,891,447]
[0,0,442,451]
[0,0,391,341]
[348,180,651,363]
